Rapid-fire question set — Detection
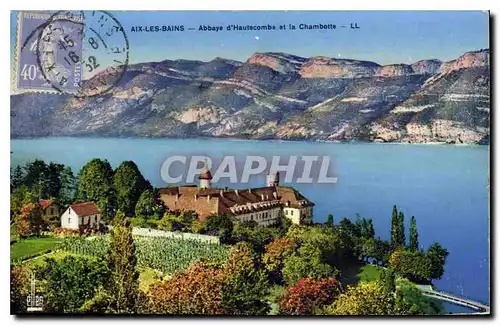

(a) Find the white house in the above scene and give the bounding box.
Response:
[60,202,101,230]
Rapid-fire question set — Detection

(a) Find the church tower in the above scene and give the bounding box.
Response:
[199,160,213,189]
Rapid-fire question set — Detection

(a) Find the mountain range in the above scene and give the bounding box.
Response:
[11,49,490,144]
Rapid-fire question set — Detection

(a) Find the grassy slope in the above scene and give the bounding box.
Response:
[11,237,63,262]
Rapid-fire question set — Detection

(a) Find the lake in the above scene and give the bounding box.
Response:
[10,137,490,312]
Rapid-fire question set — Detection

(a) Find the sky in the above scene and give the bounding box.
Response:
[11,10,489,67]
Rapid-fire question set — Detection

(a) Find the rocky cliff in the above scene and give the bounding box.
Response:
[10,49,490,144]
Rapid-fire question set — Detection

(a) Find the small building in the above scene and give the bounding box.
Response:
[39,199,62,222]
[60,202,101,230]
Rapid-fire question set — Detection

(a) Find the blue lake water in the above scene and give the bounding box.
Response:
[10,137,490,312]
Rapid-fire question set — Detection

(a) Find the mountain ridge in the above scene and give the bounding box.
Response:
[11,49,490,144]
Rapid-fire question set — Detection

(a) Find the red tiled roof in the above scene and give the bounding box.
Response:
[39,199,53,210]
[276,186,315,208]
[158,185,314,220]
[70,202,100,217]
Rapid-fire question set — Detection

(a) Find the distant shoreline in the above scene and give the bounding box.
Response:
[9,135,488,146]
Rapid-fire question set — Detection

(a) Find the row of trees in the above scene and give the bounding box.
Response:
[11,160,76,204]
[333,206,448,285]
[391,205,418,251]
[388,205,449,283]
[76,159,156,223]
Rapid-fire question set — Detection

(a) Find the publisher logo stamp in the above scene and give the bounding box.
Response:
[26,273,43,312]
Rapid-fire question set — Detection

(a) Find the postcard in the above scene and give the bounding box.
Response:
[10,10,490,316]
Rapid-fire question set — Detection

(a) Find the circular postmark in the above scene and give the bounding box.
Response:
[35,10,129,98]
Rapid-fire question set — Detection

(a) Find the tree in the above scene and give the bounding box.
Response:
[372,238,391,266]
[397,211,406,247]
[390,205,398,247]
[326,281,395,315]
[368,219,375,238]
[338,217,356,255]
[10,265,29,314]
[205,213,234,242]
[14,203,43,237]
[287,225,343,266]
[45,162,66,199]
[11,165,25,191]
[389,248,432,283]
[278,213,293,235]
[224,242,256,274]
[155,212,183,231]
[37,255,110,313]
[263,238,297,283]
[409,216,419,251]
[58,166,76,205]
[326,214,334,227]
[279,277,341,315]
[354,215,375,239]
[190,219,205,233]
[380,268,396,294]
[426,243,449,280]
[23,159,48,198]
[113,161,151,217]
[77,159,115,222]
[10,186,36,222]
[360,237,377,263]
[147,261,226,315]
[107,213,140,313]
[282,243,333,286]
[134,189,164,221]
[222,242,270,315]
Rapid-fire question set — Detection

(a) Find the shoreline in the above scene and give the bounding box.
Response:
[9,135,488,147]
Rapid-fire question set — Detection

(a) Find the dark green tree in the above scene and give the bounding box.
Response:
[11,165,25,191]
[77,159,115,222]
[380,268,396,294]
[113,161,151,217]
[107,212,140,313]
[326,214,334,227]
[58,166,77,205]
[367,219,375,238]
[390,205,399,247]
[22,159,48,197]
[205,213,234,242]
[397,212,406,247]
[134,189,165,221]
[372,238,391,266]
[278,213,293,236]
[45,162,65,198]
[426,243,449,280]
[409,216,419,251]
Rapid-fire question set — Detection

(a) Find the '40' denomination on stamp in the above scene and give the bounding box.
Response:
[14,11,129,98]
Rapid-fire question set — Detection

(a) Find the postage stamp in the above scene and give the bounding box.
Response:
[13,10,129,97]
